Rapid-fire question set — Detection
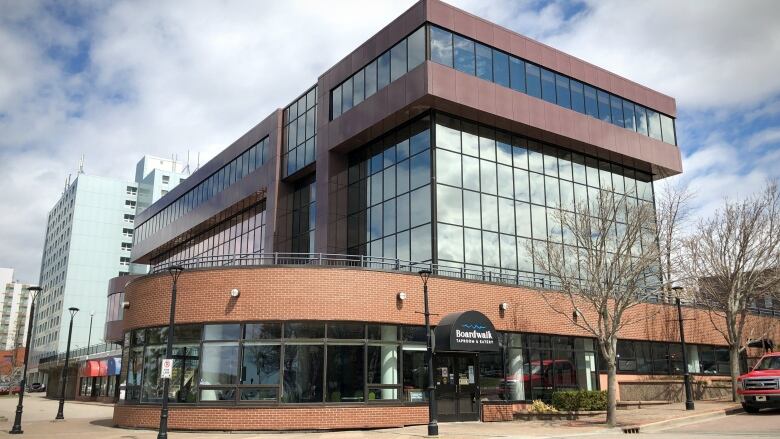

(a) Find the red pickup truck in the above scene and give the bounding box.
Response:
[737,352,780,413]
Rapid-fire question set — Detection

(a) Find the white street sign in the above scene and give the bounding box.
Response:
[161,358,174,379]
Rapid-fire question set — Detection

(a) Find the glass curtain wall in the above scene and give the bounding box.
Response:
[135,136,270,242]
[283,86,317,177]
[277,176,316,253]
[346,116,433,262]
[331,26,425,119]
[432,113,657,285]
[149,200,267,267]
[428,25,677,145]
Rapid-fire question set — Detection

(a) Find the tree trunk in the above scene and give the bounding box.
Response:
[729,344,741,402]
[606,362,618,427]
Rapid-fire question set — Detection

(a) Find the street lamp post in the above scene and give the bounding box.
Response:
[9,286,42,434]
[158,265,184,439]
[86,311,94,351]
[55,307,79,420]
[673,286,695,411]
[418,269,438,437]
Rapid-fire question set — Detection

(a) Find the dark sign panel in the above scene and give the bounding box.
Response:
[434,310,499,352]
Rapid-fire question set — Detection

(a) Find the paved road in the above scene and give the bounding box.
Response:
[638,409,780,439]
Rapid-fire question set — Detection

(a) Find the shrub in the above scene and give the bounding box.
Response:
[528,399,559,414]
[551,390,607,411]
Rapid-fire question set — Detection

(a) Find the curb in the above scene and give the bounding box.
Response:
[632,406,743,433]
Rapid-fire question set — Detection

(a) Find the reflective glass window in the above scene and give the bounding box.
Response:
[526,64,541,98]
[584,85,598,118]
[377,52,390,90]
[438,223,464,262]
[509,57,526,93]
[437,185,463,225]
[555,74,571,109]
[475,43,493,81]
[241,345,280,385]
[570,80,585,113]
[597,90,611,123]
[353,69,364,106]
[647,109,662,140]
[541,68,556,104]
[660,115,676,145]
[342,77,353,113]
[201,343,239,385]
[283,345,323,403]
[635,105,648,136]
[622,100,636,131]
[407,26,426,71]
[390,39,407,82]
[493,50,510,87]
[453,35,475,75]
[430,26,453,67]
[610,94,624,127]
[365,60,377,97]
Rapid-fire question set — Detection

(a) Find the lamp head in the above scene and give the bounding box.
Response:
[418,269,432,285]
[68,307,80,318]
[168,265,185,281]
[27,286,42,293]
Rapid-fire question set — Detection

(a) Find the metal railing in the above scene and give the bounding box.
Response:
[152,252,560,290]
[38,342,120,366]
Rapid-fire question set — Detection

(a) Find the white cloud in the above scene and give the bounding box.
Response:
[747,127,780,150]
[0,0,779,282]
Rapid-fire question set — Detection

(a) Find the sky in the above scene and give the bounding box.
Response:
[1,0,779,283]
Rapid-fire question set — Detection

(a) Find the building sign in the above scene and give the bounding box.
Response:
[434,310,499,352]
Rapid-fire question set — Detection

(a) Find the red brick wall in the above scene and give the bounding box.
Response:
[122,266,780,347]
[113,404,427,430]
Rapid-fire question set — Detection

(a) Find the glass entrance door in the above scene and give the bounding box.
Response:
[434,353,479,422]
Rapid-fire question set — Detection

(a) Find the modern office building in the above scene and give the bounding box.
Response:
[0,268,32,369]
[112,0,779,431]
[29,157,187,384]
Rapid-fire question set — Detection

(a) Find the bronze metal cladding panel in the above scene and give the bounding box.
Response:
[424,0,676,117]
[131,109,284,263]
[426,62,683,176]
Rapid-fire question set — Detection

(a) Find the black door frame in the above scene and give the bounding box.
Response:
[434,352,480,422]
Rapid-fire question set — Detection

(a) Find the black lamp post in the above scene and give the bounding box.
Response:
[158,265,184,439]
[419,269,438,437]
[55,307,79,420]
[86,311,94,350]
[9,286,41,434]
[673,286,695,410]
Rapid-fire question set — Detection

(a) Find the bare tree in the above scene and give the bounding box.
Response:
[530,188,660,427]
[683,181,780,401]
[655,182,695,300]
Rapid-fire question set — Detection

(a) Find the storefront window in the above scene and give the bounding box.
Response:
[327,345,365,402]
[141,346,166,403]
[283,345,324,403]
[402,347,428,402]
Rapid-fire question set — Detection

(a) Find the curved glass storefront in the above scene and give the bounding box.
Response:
[120,321,608,406]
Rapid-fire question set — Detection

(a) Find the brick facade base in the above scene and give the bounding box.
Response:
[113,404,428,431]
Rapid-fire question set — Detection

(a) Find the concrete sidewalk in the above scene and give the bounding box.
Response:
[0,394,741,439]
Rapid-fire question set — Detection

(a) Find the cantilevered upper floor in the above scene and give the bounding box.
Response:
[130,0,681,265]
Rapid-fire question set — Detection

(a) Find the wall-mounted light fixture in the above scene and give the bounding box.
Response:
[500,302,509,311]
[397,292,407,301]
[122,301,130,309]
[230,288,240,298]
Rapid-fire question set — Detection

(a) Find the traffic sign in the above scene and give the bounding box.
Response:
[161,358,174,379]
